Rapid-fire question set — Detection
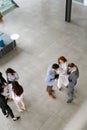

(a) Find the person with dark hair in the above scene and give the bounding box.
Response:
[67,63,79,103]
[57,56,69,91]
[45,63,59,99]
[12,81,25,112]
[0,87,20,121]
[6,68,19,84]
[5,68,19,98]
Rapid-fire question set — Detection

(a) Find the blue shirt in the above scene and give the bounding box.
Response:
[45,65,56,86]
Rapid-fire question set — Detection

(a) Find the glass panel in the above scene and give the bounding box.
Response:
[0,0,15,13]
[73,0,87,6]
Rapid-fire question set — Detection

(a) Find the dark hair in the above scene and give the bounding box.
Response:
[6,68,16,75]
[68,63,76,68]
[52,64,59,69]
[12,81,23,96]
[58,56,67,64]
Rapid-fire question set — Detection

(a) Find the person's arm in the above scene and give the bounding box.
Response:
[2,77,6,83]
[67,69,71,75]
[1,76,7,84]
[69,74,77,87]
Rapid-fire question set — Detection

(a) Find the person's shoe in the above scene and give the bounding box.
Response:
[22,108,26,111]
[58,88,62,91]
[66,85,68,88]
[67,99,73,103]
[50,95,56,99]
[18,109,23,112]
[13,116,20,121]
[5,113,9,118]
[51,89,55,92]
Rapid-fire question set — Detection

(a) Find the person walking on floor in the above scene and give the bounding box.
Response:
[0,86,20,121]
[0,72,7,88]
[12,81,26,112]
[45,63,59,99]
[57,56,69,91]
[0,72,10,96]
[67,63,79,103]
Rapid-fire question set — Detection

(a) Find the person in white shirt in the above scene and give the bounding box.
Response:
[12,81,25,112]
[57,56,69,90]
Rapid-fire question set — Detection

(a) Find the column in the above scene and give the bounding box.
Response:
[65,0,72,22]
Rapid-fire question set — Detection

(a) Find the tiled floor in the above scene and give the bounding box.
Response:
[0,0,87,130]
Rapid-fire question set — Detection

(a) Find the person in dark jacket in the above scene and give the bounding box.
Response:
[0,86,20,121]
[67,63,79,103]
[0,72,7,88]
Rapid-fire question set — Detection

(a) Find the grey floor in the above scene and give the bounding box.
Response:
[0,0,87,130]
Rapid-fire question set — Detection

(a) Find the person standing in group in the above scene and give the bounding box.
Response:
[45,63,59,99]
[0,72,9,96]
[67,63,79,103]
[57,56,69,91]
[6,68,19,84]
[12,81,26,112]
[5,68,19,98]
[0,72,7,88]
[0,86,20,121]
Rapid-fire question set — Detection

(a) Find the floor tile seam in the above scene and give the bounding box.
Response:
[38,111,64,130]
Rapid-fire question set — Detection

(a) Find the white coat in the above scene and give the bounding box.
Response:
[57,62,69,89]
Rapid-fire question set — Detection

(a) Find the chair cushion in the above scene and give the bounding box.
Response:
[0,39,5,47]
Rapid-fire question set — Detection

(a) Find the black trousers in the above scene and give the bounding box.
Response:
[47,86,53,95]
[1,104,14,118]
